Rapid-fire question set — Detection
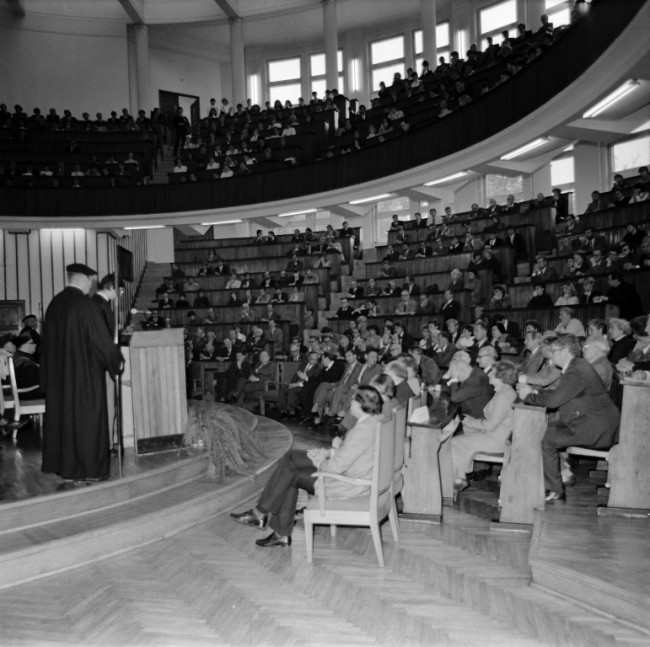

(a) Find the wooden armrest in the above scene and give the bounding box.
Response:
[312,471,371,516]
[17,385,39,394]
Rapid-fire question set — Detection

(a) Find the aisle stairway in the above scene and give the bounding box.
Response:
[132,262,171,326]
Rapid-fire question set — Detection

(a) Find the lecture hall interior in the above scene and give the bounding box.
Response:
[0,0,649,645]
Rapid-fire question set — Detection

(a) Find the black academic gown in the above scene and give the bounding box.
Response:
[41,286,123,481]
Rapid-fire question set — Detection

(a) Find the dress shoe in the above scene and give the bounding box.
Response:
[545,491,566,503]
[255,532,291,547]
[230,508,269,530]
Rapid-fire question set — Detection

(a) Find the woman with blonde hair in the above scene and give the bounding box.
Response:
[555,282,579,306]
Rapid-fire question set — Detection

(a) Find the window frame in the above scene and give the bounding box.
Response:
[267,56,303,105]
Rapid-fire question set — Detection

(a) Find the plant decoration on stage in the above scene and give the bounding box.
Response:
[183,400,266,479]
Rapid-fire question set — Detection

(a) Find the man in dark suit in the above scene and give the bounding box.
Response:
[469,319,493,364]
[448,355,493,418]
[409,346,441,386]
[517,331,546,377]
[278,351,321,417]
[580,276,602,304]
[504,227,527,260]
[527,282,554,308]
[597,271,644,321]
[347,280,364,299]
[520,334,620,501]
[393,321,413,352]
[485,232,504,249]
[403,276,421,297]
[300,352,345,419]
[531,255,558,282]
[440,289,461,321]
[214,260,230,276]
[433,332,456,367]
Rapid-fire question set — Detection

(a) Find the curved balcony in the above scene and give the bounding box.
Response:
[0,0,646,227]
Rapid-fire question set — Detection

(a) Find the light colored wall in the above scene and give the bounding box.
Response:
[0,13,130,115]
[149,47,221,116]
[0,228,146,329]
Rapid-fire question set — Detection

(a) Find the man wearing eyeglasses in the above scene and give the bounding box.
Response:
[518,334,620,503]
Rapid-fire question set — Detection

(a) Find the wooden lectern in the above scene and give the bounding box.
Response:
[128,329,188,454]
[599,376,650,518]
[492,403,547,530]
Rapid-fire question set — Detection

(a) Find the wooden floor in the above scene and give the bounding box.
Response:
[0,510,549,647]
[2,417,650,646]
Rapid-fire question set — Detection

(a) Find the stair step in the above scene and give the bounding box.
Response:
[0,417,292,591]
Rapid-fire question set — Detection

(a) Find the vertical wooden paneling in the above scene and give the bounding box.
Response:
[28,232,42,320]
[1,226,147,328]
[15,234,30,313]
[86,229,97,269]
[4,234,18,300]
[73,229,86,265]
[0,229,6,300]
[51,231,66,297]
[39,230,54,313]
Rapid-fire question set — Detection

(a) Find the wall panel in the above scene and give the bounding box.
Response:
[0,227,147,330]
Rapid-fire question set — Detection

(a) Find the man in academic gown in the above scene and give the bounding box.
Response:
[41,264,123,484]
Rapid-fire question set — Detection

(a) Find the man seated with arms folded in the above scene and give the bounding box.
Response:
[616,315,650,374]
[500,194,520,215]
[445,350,493,419]
[416,293,436,316]
[230,385,384,547]
[519,334,620,502]
[451,360,518,495]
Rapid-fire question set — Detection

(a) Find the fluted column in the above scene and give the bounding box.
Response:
[323,0,339,91]
[134,24,150,111]
[420,0,437,69]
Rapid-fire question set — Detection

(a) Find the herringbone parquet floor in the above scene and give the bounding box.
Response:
[0,511,548,647]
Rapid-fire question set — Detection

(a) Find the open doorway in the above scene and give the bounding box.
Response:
[158,90,200,134]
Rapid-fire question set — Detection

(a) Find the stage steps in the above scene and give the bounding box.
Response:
[0,417,292,591]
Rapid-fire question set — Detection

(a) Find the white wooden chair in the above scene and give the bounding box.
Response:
[0,355,45,441]
[304,417,398,567]
[390,404,407,539]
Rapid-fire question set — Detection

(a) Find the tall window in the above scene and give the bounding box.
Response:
[370,35,405,93]
[485,173,523,201]
[310,51,344,99]
[375,196,410,244]
[267,57,302,106]
[479,0,518,48]
[611,135,650,173]
[550,156,575,187]
[545,0,571,28]
[413,22,450,71]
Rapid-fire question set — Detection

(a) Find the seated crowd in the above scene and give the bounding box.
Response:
[1,9,574,191]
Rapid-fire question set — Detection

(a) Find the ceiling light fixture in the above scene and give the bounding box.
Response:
[277,208,317,217]
[424,171,469,186]
[583,79,640,119]
[500,137,549,160]
[200,219,243,225]
[349,193,393,205]
[123,225,165,230]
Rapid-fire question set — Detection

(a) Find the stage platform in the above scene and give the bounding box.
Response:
[0,405,293,590]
